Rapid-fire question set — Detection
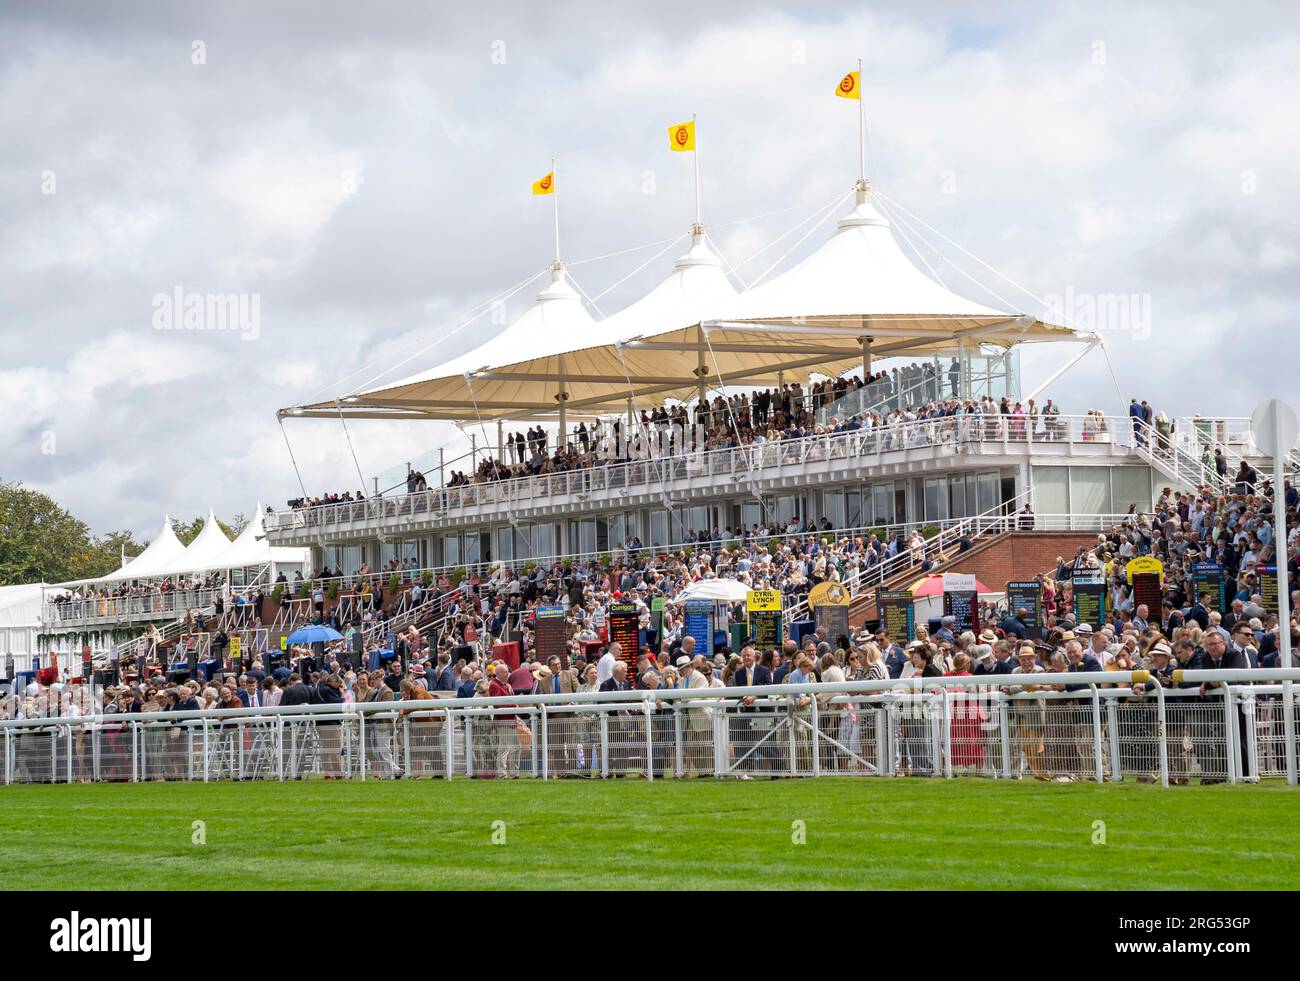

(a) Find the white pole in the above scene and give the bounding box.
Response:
[692,113,701,226]
[857,58,866,182]
[1270,402,1295,784]
[551,157,560,263]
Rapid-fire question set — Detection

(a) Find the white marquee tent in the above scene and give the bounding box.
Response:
[293,184,1081,426]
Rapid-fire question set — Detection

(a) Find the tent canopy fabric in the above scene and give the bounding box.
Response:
[290,184,1083,425]
[151,510,232,578]
[678,578,751,602]
[92,515,187,584]
[909,575,993,597]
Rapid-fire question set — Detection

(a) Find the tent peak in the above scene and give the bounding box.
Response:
[837,181,889,231]
[674,224,724,271]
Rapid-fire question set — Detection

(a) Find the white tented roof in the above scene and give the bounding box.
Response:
[378,262,598,393]
[726,184,1007,325]
[198,505,309,571]
[593,227,738,343]
[293,184,1081,424]
[98,515,187,582]
[152,510,232,577]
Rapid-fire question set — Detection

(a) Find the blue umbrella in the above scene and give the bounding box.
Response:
[285,625,344,644]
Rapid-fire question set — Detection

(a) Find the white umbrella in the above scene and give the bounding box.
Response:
[678,579,751,603]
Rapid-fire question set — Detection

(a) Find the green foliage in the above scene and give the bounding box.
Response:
[171,514,238,545]
[921,524,941,540]
[0,481,142,585]
[270,584,284,608]
[420,570,433,586]
[326,580,340,601]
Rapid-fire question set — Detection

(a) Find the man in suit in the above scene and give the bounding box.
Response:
[677,656,711,775]
[1191,629,1250,783]
[1186,592,1212,631]
[599,662,634,775]
[729,646,772,775]
[535,657,580,776]
[278,673,313,706]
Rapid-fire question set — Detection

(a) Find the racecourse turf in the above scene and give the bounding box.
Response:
[2,778,1296,890]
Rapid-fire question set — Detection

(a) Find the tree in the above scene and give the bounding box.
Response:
[0,482,140,584]
[172,514,239,544]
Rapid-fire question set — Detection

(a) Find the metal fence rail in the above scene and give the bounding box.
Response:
[4,672,1298,787]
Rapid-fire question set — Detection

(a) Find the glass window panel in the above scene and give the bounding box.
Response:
[1069,467,1111,515]
[1031,466,1070,516]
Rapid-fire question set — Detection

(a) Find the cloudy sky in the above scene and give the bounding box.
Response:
[3,0,1298,537]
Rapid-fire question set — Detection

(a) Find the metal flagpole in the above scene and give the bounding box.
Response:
[857,58,866,182]
[551,157,560,263]
[692,113,701,225]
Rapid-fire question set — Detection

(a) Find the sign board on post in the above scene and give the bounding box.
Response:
[1190,562,1227,614]
[746,589,783,651]
[808,582,851,641]
[1071,574,1107,626]
[1004,581,1043,640]
[1256,564,1279,616]
[534,605,568,669]
[650,596,665,653]
[229,634,242,669]
[1125,557,1164,623]
[608,602,640,675]
[941,573,979,635]
[683,599,715,656]
[876,588,915,642]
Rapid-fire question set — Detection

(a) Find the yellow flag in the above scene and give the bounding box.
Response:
[668,120,695,152]
[532,171,555,195]
[835,70,861,100]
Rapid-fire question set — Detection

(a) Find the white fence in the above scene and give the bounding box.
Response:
[4,671,1297,788]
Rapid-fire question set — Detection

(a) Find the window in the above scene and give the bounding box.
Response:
[1111,466,1152,513]
[923,477,949,521]
[650,510,669,548]
[1070,468,1112,515]
[872,484,893,526]
[439,535,460,567]
[1031,466,1070,516]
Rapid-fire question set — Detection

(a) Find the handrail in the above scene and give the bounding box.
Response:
[266,412,1133,536]
[0,670,1205,728]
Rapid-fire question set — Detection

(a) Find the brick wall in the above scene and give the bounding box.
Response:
[852,531,1099,625]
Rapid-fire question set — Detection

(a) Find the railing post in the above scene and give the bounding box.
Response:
[1284,681,1297,786]
[1089,686,1104,784]
[131,722,139,783]
[463,715,473,779]
[673,705,684,778]
[402,716,412,779]
[941,689,953,779]
[645,702,655,782]
[202,724,210,782]
[445,708,455,780]
[358,713,367,781]
[1223,687,1239,784]
[540,705,549,780]
[810,696,821,777]
[1155,687,1169,788]
[599,713,610,778]
[1242,689,1259,783]
[1105,698,1121,781]
[998,693,1012,778]
[187,726,194,782]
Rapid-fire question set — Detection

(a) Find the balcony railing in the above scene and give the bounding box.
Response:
[266,412,1130,537]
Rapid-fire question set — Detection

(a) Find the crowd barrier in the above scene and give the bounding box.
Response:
[4,671,1298,788]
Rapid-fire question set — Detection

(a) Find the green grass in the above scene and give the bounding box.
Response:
[2,778,1297,890]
